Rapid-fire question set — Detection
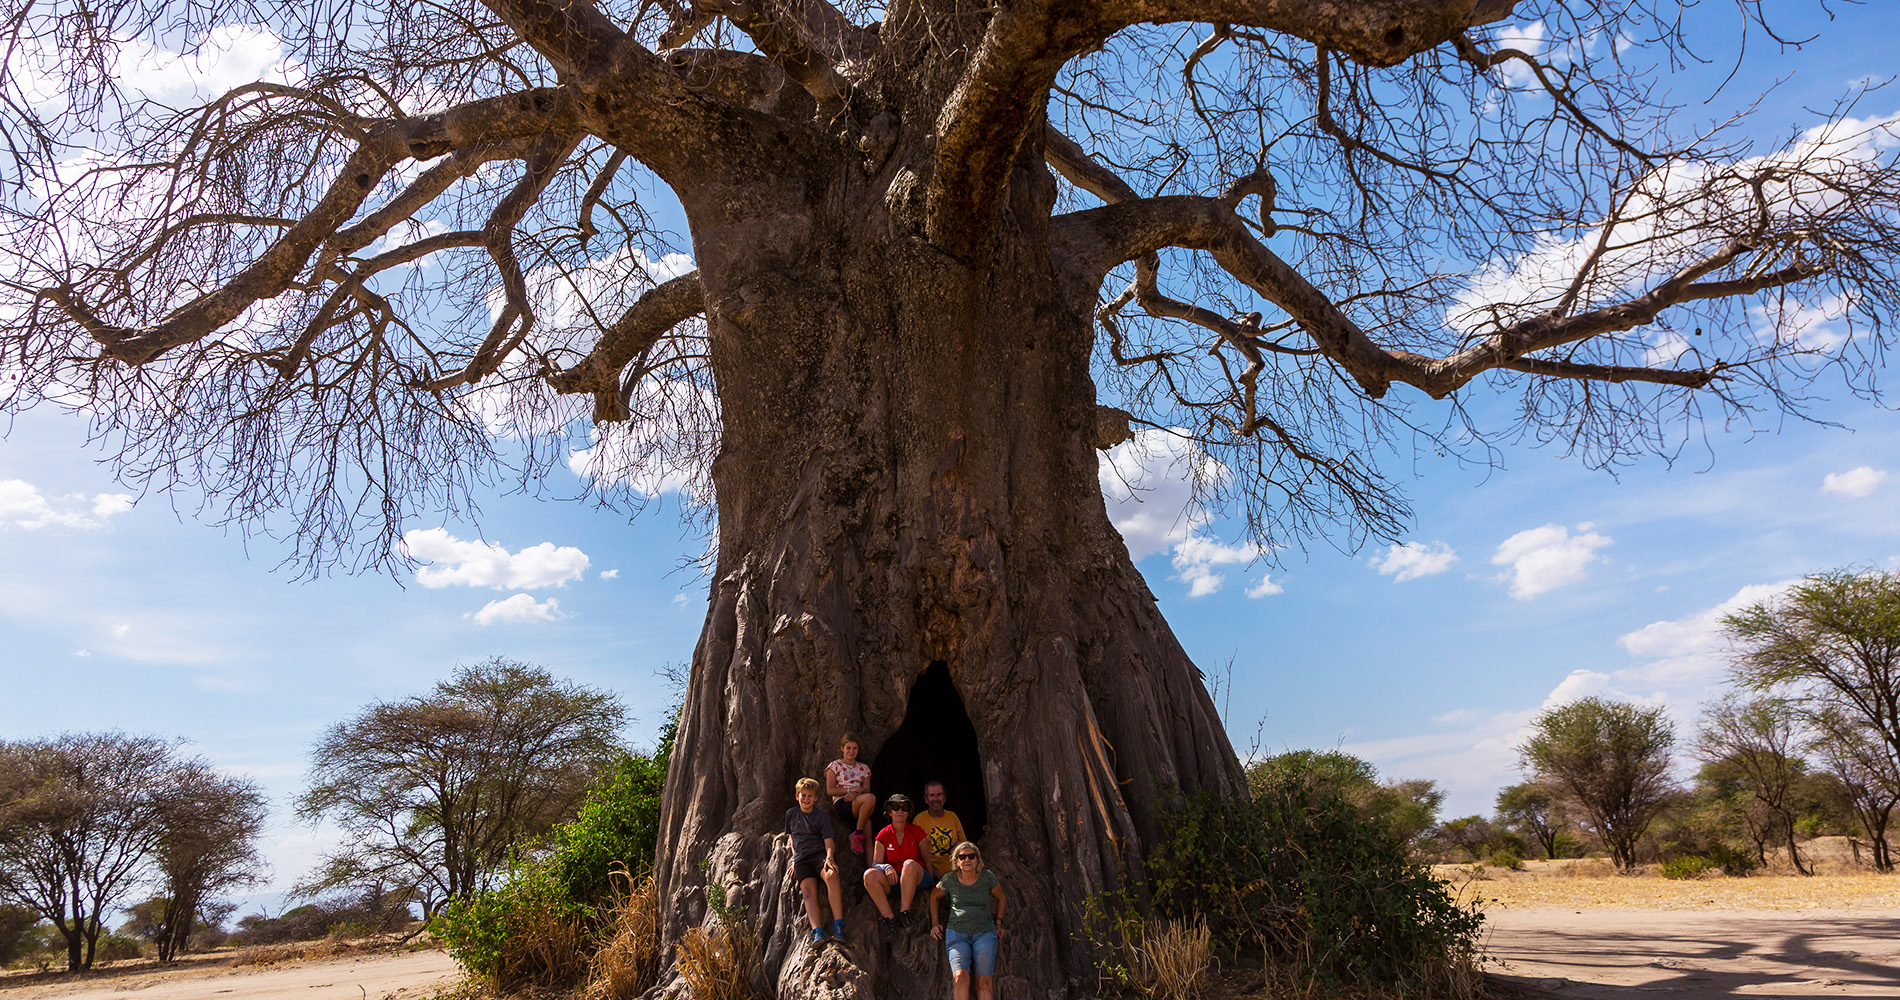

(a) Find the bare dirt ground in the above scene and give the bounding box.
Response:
[0,943,460,1000]
[1452,840,1900,997]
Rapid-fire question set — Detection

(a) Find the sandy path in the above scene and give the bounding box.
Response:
[1484,908,1900,997]
[0,949,461,1000]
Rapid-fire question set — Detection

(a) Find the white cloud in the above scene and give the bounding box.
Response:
[599,569,620,580]
[110,623,131,638]
[72,648,91,657]
[1100,429,1277,598]
[401,528,590,590]
[1171,535,1267,598]
[1099,430,1214,560]
[1822,465,1888,498]
[1245,576,1285,599]
[1490,523,1612,599]
[1371,540,1459,582]
[467,593,566,626]
[1616,579,1799,685]
[0,479,135,530]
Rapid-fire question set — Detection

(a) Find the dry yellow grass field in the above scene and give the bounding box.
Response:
[1432,838,1900,911]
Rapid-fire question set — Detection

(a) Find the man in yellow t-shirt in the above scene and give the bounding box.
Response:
[912,780,966,877]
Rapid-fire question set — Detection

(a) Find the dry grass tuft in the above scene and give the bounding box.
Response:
[585,874,662,1000]
[1133,918,1214,1000]
[675,920,760,1000]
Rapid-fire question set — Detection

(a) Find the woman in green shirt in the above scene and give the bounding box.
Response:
[930,841,1005,1000]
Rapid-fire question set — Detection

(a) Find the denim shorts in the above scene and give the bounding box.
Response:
[945,928,997,977]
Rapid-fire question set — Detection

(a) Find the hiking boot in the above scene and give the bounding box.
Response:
[850,830,866,853]
[831,919,846,943]
[808,926,828,946]
[895,909,912,931]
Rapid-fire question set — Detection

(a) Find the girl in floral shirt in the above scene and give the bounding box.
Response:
[825,733,877,853]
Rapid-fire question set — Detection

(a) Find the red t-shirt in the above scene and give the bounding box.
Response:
[875,823,927,870]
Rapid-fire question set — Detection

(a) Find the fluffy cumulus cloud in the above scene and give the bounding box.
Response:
[1617,579,1800,686]
[401,528,590,590]
[0,479,135,530]
[468,594,567,626]
[1371,540,1459,583]
[1822,465,1889,498]
[1490,523,1612,599]
[1099,430,1278,598]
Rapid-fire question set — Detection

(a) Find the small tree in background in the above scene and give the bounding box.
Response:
[0,733,175,971]
[1694,695,1810,874]
[297,658,625,917]
[1811,708,1899,870]
[1522,697,1677,871]
[1727,569,1900,870]
[1496,782,1572,860]
[147,763,269,959]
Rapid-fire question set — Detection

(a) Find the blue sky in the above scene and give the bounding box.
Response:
[3,1,1899,916]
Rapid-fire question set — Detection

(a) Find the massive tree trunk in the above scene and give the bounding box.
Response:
[650,129,1242,998]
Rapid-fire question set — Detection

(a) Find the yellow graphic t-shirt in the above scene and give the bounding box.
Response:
[912,810,966,876]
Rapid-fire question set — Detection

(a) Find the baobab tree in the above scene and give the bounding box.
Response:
[4,0,1899,994]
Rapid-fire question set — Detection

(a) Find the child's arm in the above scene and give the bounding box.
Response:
[822,837,837,870]
[825,765,846,798]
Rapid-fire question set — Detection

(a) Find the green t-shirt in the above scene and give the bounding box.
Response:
[938,868,1000,935]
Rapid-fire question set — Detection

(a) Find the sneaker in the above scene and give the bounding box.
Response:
[895,909,912,930]
[880,915,896,942]
[831,919,846,943]
[850,830,866,853]
[809,926,828,945]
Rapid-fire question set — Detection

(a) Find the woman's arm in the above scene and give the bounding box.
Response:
[930,886,946,940]
[869,834,887,866]
[991,883,1005,938]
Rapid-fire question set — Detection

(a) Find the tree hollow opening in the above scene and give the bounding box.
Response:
[869,661,987,842]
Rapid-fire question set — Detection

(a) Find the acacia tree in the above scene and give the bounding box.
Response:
[4,0,1900,993]
[1728,570,1900,873]
[1694,695,1810,874]
[0,733,176,971]
[1522,697,1677,871]
[1496,782,1570,861]
[296,659,624,917]
[146,764,269,961]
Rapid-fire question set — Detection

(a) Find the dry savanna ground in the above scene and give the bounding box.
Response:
[8,843,1900,1000]
[1464,838,1900,998]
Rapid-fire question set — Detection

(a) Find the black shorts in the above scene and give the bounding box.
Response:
[832,797,856,824]
[792,856,829,884]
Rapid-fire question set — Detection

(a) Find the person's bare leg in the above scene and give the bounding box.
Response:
[801,878,822,929]
[952,970,972,1000]
[976,975,993,1000]
[822,868,844,920]
[853,793,875,834]
[862,869,894,918]
[898,860,923,913]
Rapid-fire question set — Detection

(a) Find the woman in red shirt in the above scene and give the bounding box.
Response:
[861,793,935,932]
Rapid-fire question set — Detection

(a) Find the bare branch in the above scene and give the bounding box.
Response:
[547,269,705,421]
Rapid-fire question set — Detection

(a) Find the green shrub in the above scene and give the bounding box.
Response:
[1138,777,1484,997]
[93,933,144,964]
[1659,856,1713,880]
[1708,843,1759,877]
[1486,846,1525,870]
[435,721,673,991]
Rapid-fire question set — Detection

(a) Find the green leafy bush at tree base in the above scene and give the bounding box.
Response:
[435,719,672,991]
[1709,844,1759,877]
[1132,775,1484,997]
[1659,856,1714,880]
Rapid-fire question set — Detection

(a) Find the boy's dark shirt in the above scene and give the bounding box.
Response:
[785,804,837,860]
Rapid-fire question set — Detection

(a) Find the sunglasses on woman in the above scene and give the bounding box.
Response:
[956,854,977,860]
